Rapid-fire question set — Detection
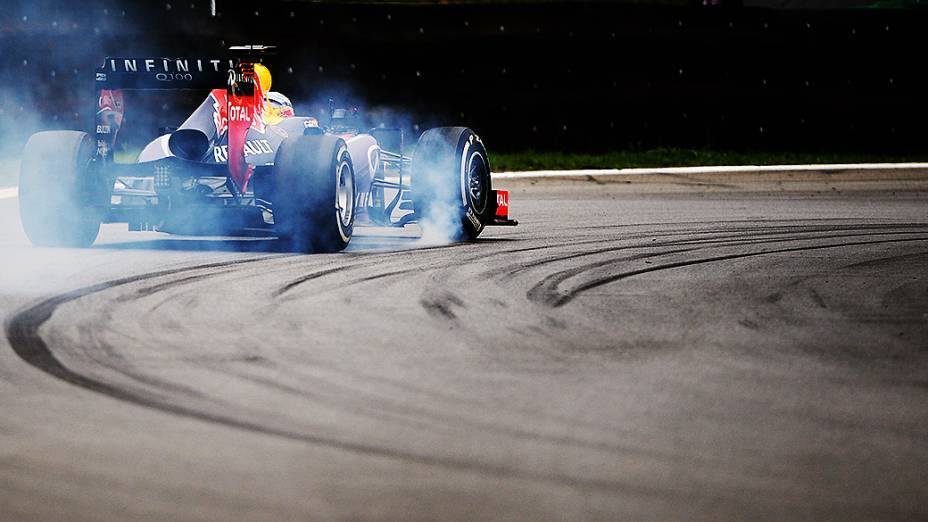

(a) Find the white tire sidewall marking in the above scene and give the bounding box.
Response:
[460,138,471,207]
[335,144,352,243]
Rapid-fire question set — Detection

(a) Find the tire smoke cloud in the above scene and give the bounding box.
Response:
[1,1,486,260]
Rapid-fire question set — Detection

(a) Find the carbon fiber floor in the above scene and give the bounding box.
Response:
[1,178,926,521]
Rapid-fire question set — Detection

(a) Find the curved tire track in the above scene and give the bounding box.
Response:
[2,249,663,496]
[4,209,928,519]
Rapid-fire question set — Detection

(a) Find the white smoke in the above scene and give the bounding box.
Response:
[0,89,53,188]
[1,2,475,256]
[290,88,466,247]
[411,138,466,247]
[416,200,459,246]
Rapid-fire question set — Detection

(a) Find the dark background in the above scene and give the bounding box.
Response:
[0,1,926,156]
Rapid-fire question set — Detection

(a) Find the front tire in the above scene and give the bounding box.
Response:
[19,131,106,247]
[411,127,492,241]
[272,135,355,252]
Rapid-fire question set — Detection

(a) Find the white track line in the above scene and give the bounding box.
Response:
[494,163,928,179]
[0,187,18,200]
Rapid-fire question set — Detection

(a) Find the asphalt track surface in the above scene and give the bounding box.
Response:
[1,172,927,521]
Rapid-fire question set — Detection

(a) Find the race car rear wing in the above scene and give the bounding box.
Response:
[95,57,239,162]
[96,46,274,90]
[94,50,275,164]
[95,47,276,162]
[95,57,237,91]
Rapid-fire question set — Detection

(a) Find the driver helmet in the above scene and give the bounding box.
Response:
[253,62,272,92]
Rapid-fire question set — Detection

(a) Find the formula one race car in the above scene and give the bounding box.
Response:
[18,46,516,252]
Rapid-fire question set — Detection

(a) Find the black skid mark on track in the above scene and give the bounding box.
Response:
[526,249,695,307]
[116,271,235,302]
[273,258,424,298]
[516,226,928,305]
[349,268,419,285]
[738,319,760,330]
[487,223,928,282]
[273,265,354,298]
[657,172,739,189]
[839,250,928,270]
[420,292,466,321]
[4,256,283,403]
[3,256,661,497]
[532,237,928,308]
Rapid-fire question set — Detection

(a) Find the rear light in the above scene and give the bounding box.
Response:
[154,164,171,188]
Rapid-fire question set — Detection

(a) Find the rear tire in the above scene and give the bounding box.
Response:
[272,135,355,252]
[411,127,492,241]
[19,131,106,247]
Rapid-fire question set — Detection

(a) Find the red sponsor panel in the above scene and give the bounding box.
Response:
[495,190,510,218]
[226,66,265,193]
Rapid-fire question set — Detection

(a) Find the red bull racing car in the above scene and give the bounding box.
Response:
[18,46,516,252]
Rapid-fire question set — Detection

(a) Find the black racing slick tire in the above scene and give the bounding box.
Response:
[272,135,355,253]
[411,127,492,241]
[19,131,106,248]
